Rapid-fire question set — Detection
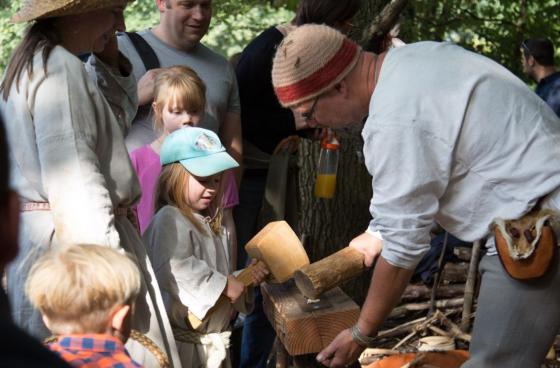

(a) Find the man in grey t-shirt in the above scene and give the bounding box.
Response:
[118,0,242,171]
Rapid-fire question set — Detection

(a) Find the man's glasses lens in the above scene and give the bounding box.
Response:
[302,96,320,122]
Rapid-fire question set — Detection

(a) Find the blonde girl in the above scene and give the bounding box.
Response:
[143,127,267,368]
[130,66,239,259]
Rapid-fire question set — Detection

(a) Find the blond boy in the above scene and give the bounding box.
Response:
[26,245,142,368]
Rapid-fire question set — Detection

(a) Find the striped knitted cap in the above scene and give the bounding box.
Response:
[272,24,361,108]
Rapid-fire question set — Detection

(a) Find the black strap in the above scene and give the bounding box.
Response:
[125,32,160,119]
[125,32,160,71]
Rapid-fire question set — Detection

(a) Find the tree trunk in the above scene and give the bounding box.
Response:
[295,0,411,305]
[297,134,372,303]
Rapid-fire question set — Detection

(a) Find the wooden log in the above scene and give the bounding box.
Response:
[453,246,473,262]
[261,281,359,356]
[402,284,466,301]
[294,247,365,299]
[441,262,469,283]
[389,298,464,319]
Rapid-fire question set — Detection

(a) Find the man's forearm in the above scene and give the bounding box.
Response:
[357,257,414,336]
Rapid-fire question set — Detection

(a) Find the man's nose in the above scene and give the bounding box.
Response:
[191,5,205,21]
[182,113,193,126]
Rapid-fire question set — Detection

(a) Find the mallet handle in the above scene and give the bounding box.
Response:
[186,260,268,329]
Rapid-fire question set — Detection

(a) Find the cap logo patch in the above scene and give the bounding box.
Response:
[195,133,219,152]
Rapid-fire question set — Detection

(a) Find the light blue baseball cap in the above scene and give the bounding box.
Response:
[160,127,239,177]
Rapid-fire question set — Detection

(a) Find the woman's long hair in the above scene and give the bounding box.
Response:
[1,19,60,101]
[155,163,224,235]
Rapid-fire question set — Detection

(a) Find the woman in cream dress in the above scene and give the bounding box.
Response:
[0,1,180,366]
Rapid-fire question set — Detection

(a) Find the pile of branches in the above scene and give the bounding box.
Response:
[359,241,479,367]
[359,240,560,368]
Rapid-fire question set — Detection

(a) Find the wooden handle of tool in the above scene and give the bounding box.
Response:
[294,247,365,299]
[186,260,268,329]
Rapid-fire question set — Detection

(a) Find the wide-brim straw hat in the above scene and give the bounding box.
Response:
[12,0,132,23]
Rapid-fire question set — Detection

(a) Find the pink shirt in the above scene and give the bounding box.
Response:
[130,145,239,233]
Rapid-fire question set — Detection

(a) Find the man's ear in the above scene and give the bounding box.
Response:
[334,80,350,99]
[0,191,19,269]
[155,0,168,12]
[527,55,536,67]
[111,304,131,333]
[42,315,53,331]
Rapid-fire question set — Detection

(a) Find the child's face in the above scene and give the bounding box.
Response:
[185,173,222,212]
[162,99,203,134]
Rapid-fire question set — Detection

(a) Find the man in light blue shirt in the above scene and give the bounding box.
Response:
[272,24,560,368]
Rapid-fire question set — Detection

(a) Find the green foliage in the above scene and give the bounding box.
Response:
[393,0,560,77]
[123,0,294,58]
[123,0,160,32]
[205,4,293,58]
[0,1,24,74]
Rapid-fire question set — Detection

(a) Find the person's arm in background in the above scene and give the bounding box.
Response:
[136,68,165,106]
[220,111,242,186]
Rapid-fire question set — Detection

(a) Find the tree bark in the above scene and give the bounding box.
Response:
[361,0,409,52]
[297,134,372,303]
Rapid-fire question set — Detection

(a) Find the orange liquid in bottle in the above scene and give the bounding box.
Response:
[314,174,337,198]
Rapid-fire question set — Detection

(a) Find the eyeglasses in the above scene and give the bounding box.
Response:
[301,96,320,123]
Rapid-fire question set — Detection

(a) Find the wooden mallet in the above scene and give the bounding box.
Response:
[187,220,310,329]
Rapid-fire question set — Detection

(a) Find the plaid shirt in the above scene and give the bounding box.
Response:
[49,334,142,368]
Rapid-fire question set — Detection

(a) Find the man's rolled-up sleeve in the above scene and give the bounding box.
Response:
[363,120,452,269]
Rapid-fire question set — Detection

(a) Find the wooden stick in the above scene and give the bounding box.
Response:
[392,330,417,350]
[461,239,482,332]
[439,313,472,342]
[389,298,464,318]
[377,316,430,339]
[429,232,449,315]
[402,283,466,301]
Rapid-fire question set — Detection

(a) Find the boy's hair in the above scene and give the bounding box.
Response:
[522,38,555,66]
[152,65,206,132]
[156,163,223,235]
[25,244,141,334]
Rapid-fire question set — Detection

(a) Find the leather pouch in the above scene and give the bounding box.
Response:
[493,209,556,280]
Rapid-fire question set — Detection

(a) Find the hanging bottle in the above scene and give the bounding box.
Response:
[314,132,340,199]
